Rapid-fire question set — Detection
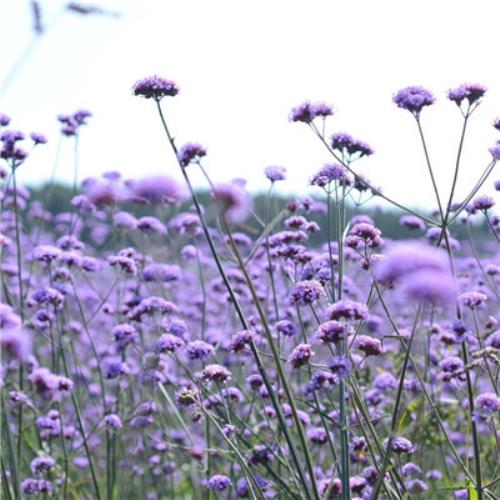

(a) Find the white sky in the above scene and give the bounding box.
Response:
[1,0,499,209]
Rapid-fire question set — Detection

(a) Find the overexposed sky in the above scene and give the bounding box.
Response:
[0,0,499,209]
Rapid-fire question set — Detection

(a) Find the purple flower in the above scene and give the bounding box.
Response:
[489,142,500,160]
[207,474,232,491]
[129,176,187,204]
[316,320,350,344]
[0,328,31,360]
[0,113,10,126]
[356,335,382,356]
[264,165,287,182]
[310,163,351,187]
[470,194,495,212]
[289,101,334,123]
[288,343,314,368]
[213,181,252,223]
[31,457,55,475]
[376,243,455,304]
[475,393,500,417]
[393,86,435,115]
[406,479,428,493]
[30,132,48,145]
[493,118,500,131]
[177,143,207,167]
[447,83,487,106]
[330,132,374,157]
[229,330,256,352]
[289,280,324,305]
[133,75,179,100]
[104,414,123,429]
[459,291,488,309]
[186,340,215,360]
[389,436,414,454]
[399,215,426,231]
[307,427,328,444]
[156,334,185,353]
[328,300,368,321]
[200,364,231,383]
[327,356,352,379]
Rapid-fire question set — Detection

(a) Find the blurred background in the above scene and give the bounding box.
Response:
[1,0,499,208]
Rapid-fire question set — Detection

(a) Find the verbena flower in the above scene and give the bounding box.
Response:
[133,75,179,99]
[393,86,435,115]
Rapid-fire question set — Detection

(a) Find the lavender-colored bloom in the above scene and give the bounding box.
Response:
[264,165,287,182]
[328,356,352,379]
[470,194,495,212]
[0,328,31,360]
[229,330,256,352]
[143,263,181,282]
[0,113,10,126]
[129,176,186,204]
[212,182,251,223]
[103,359,129,379]
[374,372,397,391]
[104,414,123,429]
[330,132,374,157]
[376,243,454,304]
[31,457,55,475]
[406,479,428,493]
[289,101,333,123]
[389,436,414,454]
[156,334,185,353]
[288,343,314,368]
[316,320,350,344]
[490,142,500,160]
[459,291,488,309]
[399,215,426,231]
[307,427,328,444]
[177,143,207,167]
[289,279,324,305]
[356,335,382,356]
[328,300,368,321]
[200,364,231,383]
[186,340,215,360]
[114,211,138,229]
[447,83,486,106]
[475,393,500,417]
[401,462,422,477]
[207,474,232,491]
[133,75,179,99]
[393,86,435,115]
[310,163,351,187]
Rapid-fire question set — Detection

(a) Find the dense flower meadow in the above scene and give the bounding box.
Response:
[0,78,499,499]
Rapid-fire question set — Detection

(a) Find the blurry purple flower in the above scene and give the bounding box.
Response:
[212,181,252,223]
[177,143,207,167]
[327,356,352,379]
[328,300,368,321]
[207,474,232,491]
[399,215,426,231]
[264,165,287,182]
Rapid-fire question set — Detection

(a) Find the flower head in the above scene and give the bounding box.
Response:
[393,86,435,115]
[177,143,207,167]
[447,83,486,106]
[133,75,179,99]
